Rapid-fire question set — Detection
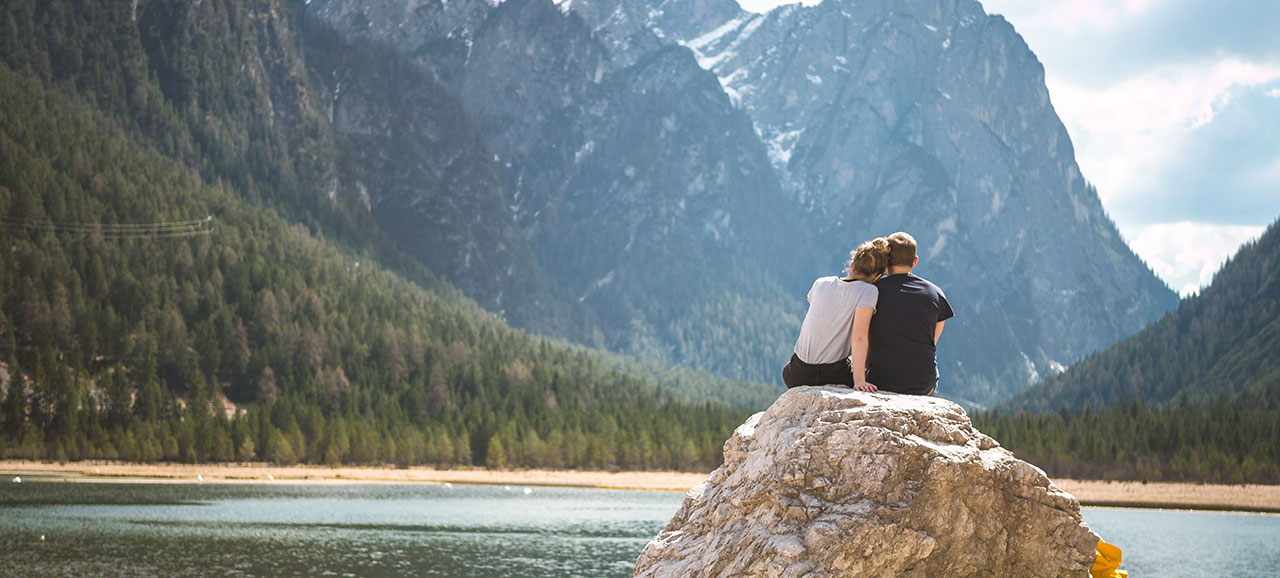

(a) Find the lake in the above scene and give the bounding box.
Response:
[1,479,1278,577]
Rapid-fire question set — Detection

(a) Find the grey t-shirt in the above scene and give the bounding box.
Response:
[793,277,879,365]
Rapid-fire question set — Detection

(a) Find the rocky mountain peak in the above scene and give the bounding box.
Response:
[573,0,1178,404]
[568,0,745,66]
[309,0,1177,406]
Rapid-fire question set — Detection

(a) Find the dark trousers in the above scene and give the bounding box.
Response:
[782,354,855,389]
[875,381,938,396]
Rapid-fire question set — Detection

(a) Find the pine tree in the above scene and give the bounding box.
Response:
[485,434,506,470]
[2,357,26,437]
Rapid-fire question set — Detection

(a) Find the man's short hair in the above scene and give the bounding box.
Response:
[887,232,917,267]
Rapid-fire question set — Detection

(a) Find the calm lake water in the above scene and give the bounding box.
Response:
[1,477,1278,577]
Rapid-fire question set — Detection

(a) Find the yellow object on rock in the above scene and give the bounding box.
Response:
[1090,539,1128,578]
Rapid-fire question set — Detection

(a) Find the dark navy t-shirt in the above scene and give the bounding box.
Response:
[867,273,954,394]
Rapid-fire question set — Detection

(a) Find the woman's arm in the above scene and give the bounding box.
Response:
[850,307,877,392]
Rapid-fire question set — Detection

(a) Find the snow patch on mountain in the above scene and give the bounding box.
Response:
[768,128,804,168]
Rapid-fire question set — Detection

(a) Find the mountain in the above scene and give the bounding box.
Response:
[311,0,1176,407]
[313,0,812,381]
[967,217,1280,483]
[970,219,1280,483]
[1002,219,1280,413]
[298,17,581,336]
[574,0,1180,403]
[135,0,583,337]
[0,0,766,468]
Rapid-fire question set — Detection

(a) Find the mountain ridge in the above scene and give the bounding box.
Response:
[1002,218,1280,413]
[17,0,1176,408]
[587,0,1179,405]
[313,0,1176,405]
[315,0,816,380]
[973,218,1280,483]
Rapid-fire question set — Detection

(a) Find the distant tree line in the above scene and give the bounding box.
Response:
[974,391,1280,484]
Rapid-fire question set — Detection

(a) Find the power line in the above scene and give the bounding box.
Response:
[0,215,214,238]
[0,215,212,230]
[95,228,215,239]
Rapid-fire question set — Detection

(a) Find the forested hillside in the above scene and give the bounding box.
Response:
[1004,219,1280,413]
[0,0,766,469]
[976,219,1280,483]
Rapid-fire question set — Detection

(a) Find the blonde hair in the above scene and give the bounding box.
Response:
[846,237,890,281]
[886,231,917,267]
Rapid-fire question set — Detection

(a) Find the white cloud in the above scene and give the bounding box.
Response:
[1127,222,1264,296]
[983,0,1165,36]
[1047,0,1161,35]
[983,0,1280,293]
[1047,58,1280,212]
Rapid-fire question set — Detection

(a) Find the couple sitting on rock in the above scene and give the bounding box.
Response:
[783,231,954,395]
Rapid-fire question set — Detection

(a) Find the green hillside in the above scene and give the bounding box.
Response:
[975,220,1280,483]
[0,0,771,469]
[1004,219,1280,413]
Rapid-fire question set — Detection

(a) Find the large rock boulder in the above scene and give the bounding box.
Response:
[634,387,1098,577]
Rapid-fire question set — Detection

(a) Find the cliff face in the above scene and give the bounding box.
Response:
[468,1,812,375]
[314,0,810,377]
[634,0,1178,402]
[303,0,491,90]
[299,19,576,334]
[634,387,1100,577]
[308,0,1177,405]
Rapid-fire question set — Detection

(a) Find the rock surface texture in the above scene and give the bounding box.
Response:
[634,387,1098,577]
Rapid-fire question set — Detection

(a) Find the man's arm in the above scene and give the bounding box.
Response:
[934,320,946,345]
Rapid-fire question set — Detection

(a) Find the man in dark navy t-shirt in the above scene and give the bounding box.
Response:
[865,232,954,395]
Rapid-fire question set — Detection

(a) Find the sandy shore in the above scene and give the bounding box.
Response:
[4,461,1278,512]
[0,460,705,492]
[1054,479,1280,514]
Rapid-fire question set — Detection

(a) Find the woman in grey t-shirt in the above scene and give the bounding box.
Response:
[783,238,890,390]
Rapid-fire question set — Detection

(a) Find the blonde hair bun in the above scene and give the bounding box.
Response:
[847,237,891,280]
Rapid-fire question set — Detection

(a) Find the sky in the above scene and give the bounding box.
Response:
[737,0,1280,296]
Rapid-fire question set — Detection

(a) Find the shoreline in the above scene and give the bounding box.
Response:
[4,460,1279,513]
[0,460,706,492]
[1053,479,1280,514]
